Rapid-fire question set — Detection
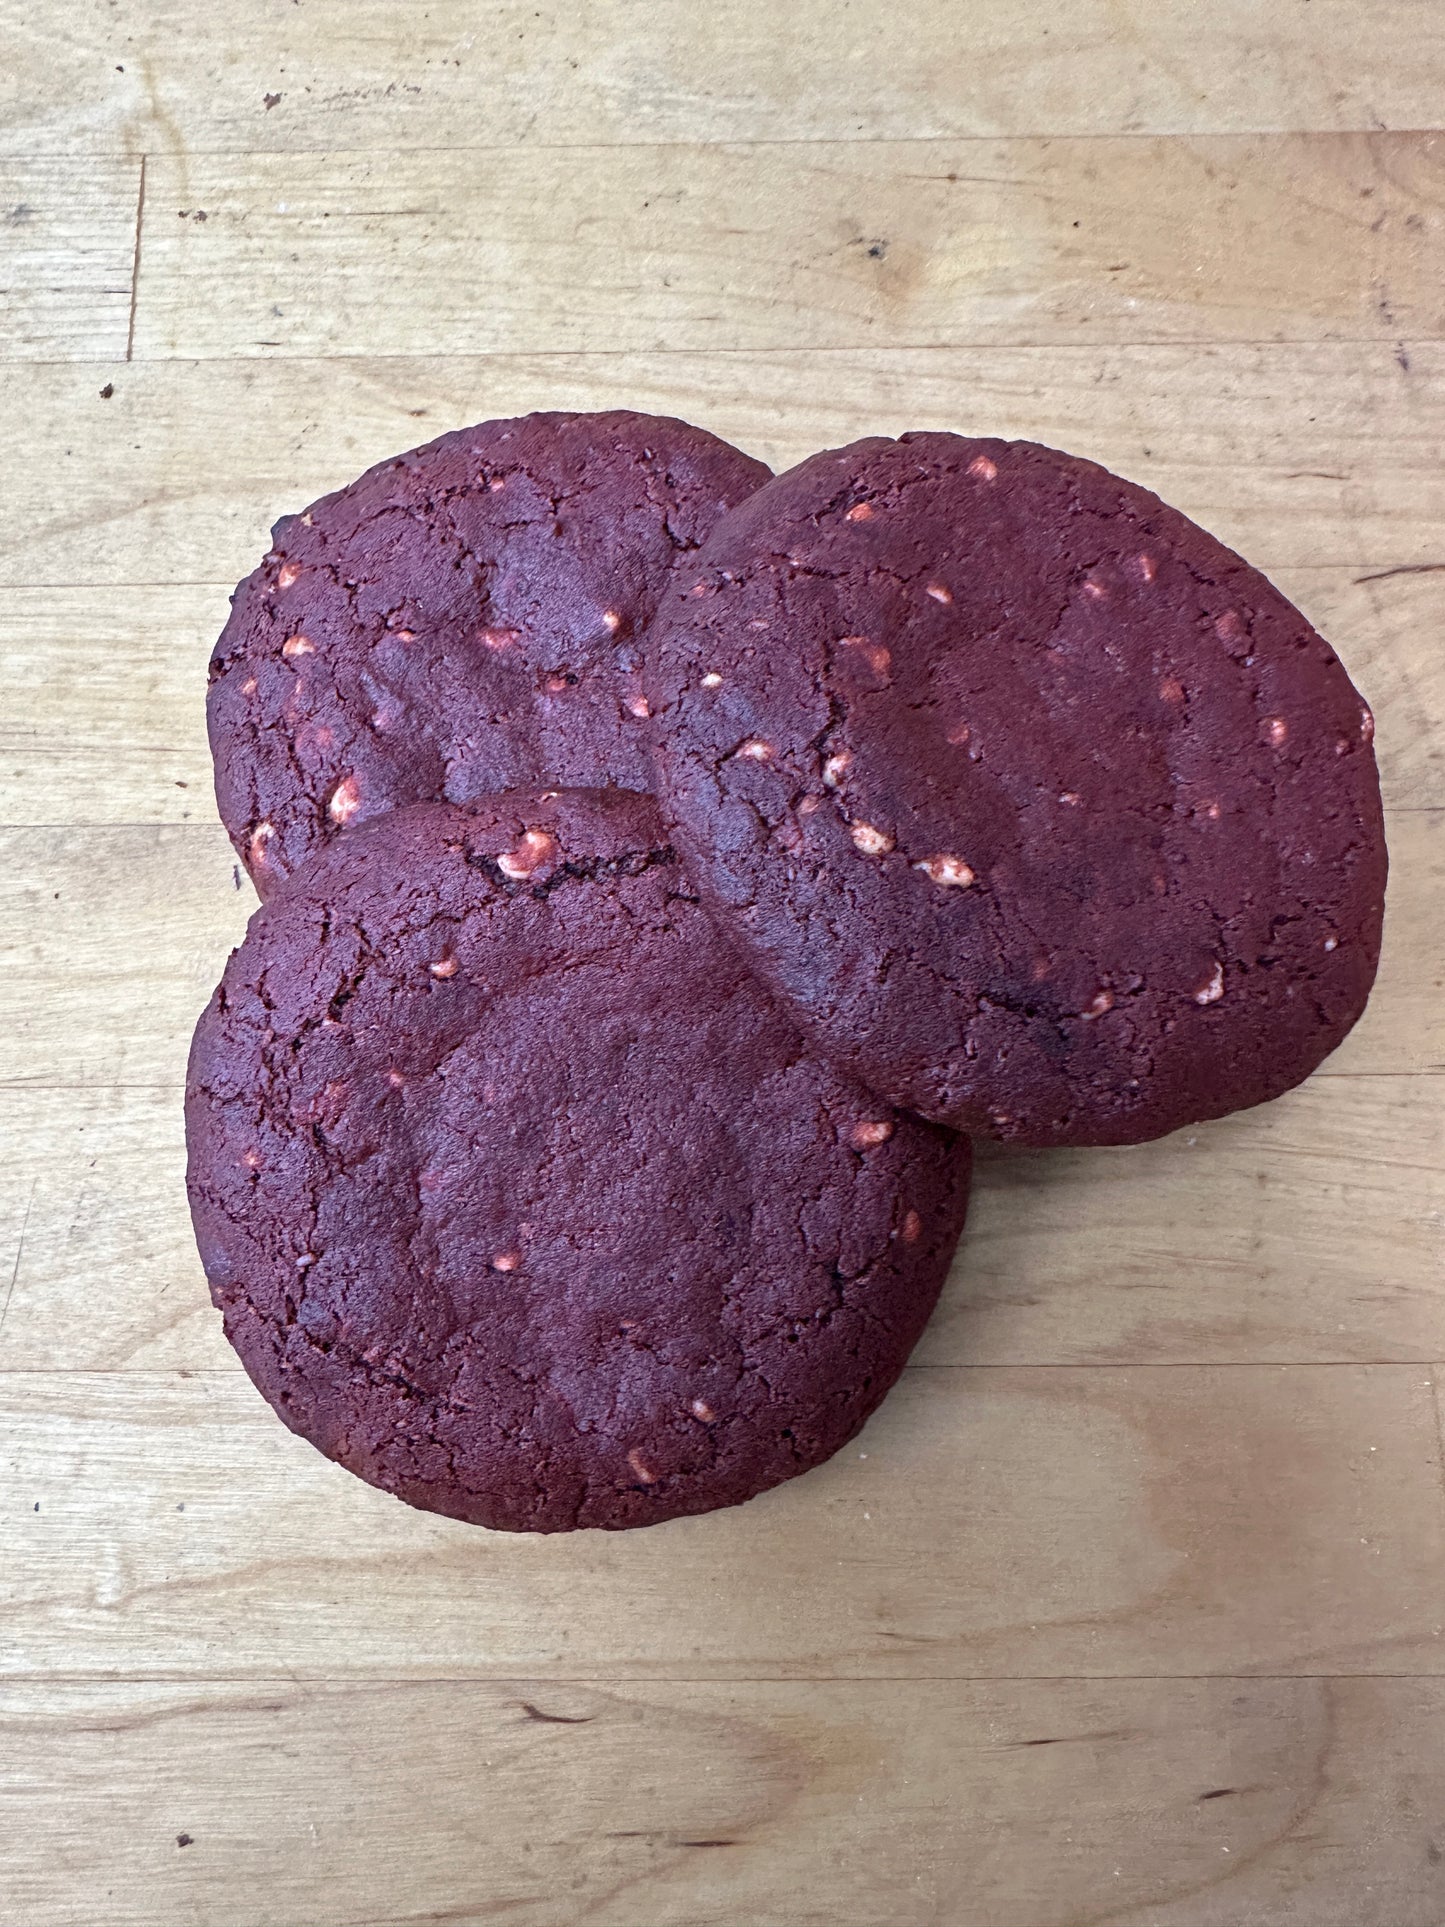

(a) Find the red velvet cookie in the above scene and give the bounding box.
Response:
[209,412,769,896]
[646,434,1387,1147]
[185,790,970,1531]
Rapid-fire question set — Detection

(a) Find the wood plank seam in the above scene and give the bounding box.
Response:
[124,153,145,363]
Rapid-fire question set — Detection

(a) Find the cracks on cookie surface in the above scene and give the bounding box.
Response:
[188,803,965,1530]
[650,436,1385,1143]
[210,415,766,884]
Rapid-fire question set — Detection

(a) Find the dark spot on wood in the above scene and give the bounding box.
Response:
[176,1834,193,1848]
[680,1839,736,1848]
[264,92,282,109]
[232,865,244,891]
[1199,1787,1236,1800]
[867,240,888,260]
[519,1701,593,1725]
[99,383,115,399]
[1428,1841,1442,1865]
[1396,344,1412,372]
[5,204,35,226]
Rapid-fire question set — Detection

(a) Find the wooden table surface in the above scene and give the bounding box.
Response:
[3,6,1444,1924]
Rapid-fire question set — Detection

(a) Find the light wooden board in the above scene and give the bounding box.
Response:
[127,135,1445,360]
[4,566,1442,824]
[2,1073,1442,1376]
[5,345,1445,587]
[4,0,1445,154]
[3,1675,1444,1927]
[20,817,1445,1097]
[5,1366,1444,1681]
[5,2,1445,1921]
[0,157,139,359]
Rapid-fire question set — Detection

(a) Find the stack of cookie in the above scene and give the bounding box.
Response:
[186,413,1386,1532]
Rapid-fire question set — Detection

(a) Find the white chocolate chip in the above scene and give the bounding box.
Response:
[1324,936,1339,952]
[845,501,876,523]
[1194,962,1225,1005]
[490,1250,521,1273]
[479,627,518,651]
[967,455,998,482]
[798,794,821,816]
[736,738,773,761]
[1134,553,1158,584]
[299,512,314,528]
[328,774,363,825]
[282,633,314,657]
[488,476,506,492]
[946,721,971,747]
[823,749,852,787]
[1081,989,1114,1019]
[689,1399,716,1423]
[248,821,275,865]
[240,676,258,696]
[275,561,301,590]
[1214,611,1244,643]
[849,1119,895,1149]
[901,1208,923,1243]
[689,581,710,597]
[701,671,723,689]
[498,828,559,879]
[1082,577,1108,601]
[1361,707,1375,743]
[925,581,953,606]
[625,694,651,719]
[602,609,622,634]
[386,1069,406,1087]
[429,957,459,979]
[1059,791,1082,807]
[627,1447,658,1484]
[842,635,891,678]
[851,821,894,856]
[1159,676,1185,706]
[1266,717,1289,747]
[242,1148,263,1169]
[914,853,975,887]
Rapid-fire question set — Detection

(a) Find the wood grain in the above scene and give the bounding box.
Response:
[0,585,227,822]
[5,1,1444,155]
[4,345,1444,589]
[9,816,1435,1094]
[2,1074,1440,1376]
[4,1365,1443,1681]
[129,135,1445,360]
[5,7,1445,1920]
[4,566,1440,827]
[4,1675,1443,1927]
[0,157,139,359]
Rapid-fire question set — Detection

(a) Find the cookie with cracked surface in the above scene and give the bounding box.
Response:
[210,411,770,897]
[185,788,970,1532]
[646,433,1387,1147]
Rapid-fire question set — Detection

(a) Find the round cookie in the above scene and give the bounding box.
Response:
[646,433,1387,1147]
[209,411,770,897]
[185,788,970,1532]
